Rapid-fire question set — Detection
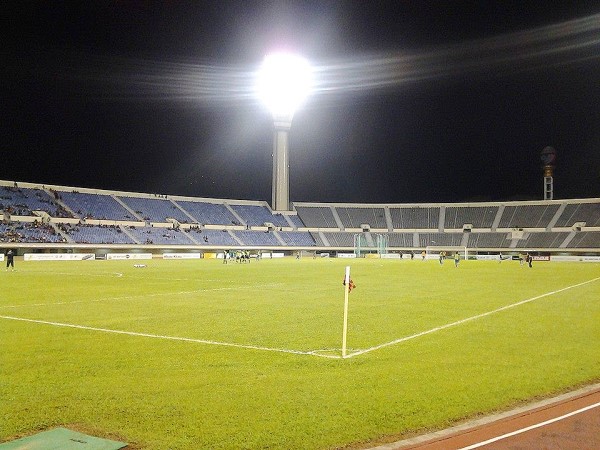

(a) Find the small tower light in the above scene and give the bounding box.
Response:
[541,146,557,200]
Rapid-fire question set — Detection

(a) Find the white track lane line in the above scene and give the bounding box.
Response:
[458,401,600,449]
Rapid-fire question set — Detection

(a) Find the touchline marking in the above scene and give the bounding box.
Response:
[457,401,600,449]
[22,270,124,278]
[0,315,341,359]
[345,276,600,359]
[0,283,286,309]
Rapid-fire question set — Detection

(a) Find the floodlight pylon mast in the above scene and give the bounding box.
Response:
[272,117,292,212]
[258,53,311,212]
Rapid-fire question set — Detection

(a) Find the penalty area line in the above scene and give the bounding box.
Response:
[0,315,341,360]
[345,276,600,359]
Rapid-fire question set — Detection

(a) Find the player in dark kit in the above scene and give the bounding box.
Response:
[6,249,15,271]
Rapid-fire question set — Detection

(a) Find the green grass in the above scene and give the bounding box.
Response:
[1,257,599,449]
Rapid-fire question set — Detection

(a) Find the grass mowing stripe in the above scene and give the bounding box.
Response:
[0,314,342,359]
[346,275,600,358]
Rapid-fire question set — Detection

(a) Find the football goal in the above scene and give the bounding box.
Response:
[354,233,388,257]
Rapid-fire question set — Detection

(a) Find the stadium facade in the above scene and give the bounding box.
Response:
[1,179,599,258]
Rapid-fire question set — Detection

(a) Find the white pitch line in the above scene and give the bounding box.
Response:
[345,276,600,359]
[0,289,208,309]
[0,283,286,309]
[457,401,600,449]
[0,315,342,359]
[20,270,124,278]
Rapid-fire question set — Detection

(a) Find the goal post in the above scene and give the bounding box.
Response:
[354,233,389,257]
[353,233,368,257]
[425,246,468,260]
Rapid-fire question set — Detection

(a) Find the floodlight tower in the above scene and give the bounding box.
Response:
[258,53,312,212]
[541,146,557,200]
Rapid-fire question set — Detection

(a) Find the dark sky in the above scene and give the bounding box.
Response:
[4,1,600,204]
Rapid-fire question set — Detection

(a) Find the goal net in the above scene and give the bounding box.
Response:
[425,246,468,260]
[354,233,389,257]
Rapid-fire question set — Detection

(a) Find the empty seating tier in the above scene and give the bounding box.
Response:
[444,206,498,229]
[554,203,600,227]
[230,205,289,227]
[119,197,192,223]
[498,204,560,228]
[295,206,338,228]
[389,207,439,229]
[59,192,133,221]
[335,207,387,229]
[176,201,238,225]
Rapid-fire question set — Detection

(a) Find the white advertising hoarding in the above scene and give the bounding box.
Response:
[162,253,202,259]
[551,255,600,262]
[24,253,95,261]
[106,253,153,260]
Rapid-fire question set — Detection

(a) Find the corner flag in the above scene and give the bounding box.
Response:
[341,266,355,358]
[342,277,356,292]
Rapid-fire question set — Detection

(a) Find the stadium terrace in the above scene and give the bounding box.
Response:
[1,179,599,257]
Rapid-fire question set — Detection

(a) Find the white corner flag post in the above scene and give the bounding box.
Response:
[342,266,351,358]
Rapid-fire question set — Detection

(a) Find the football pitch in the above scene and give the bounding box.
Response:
[1,257,599,449]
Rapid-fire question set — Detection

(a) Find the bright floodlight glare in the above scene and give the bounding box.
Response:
[258,53,312,120]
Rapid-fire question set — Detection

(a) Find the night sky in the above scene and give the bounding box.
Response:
[4,1,600,204]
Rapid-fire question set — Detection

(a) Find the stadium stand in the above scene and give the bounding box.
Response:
[175,201,237,225]
[388,232,416,247]
[119,196,193,223]
[0,222,66,243]
[335,207,387,229]
[566,231,600,248]
[286,214,305,229]
[497,204,561,229]
[515,231,570,248]
[322,232,355,247]
[0,186,71,218]
[229,204,289,227]
[389,207,439,229]
[59,191,134,221]
[419,232,464,247]
[61,224,135,244]
[277,231,316,246]
[444,206,498,229]
[126,226,195,245]
[554,202,600,227]
[1,181,599,252]
[187,228,240,246]
[233,230,282,246]
[309,231,326,246]
[467,233,511,248]
[295,206,338,228]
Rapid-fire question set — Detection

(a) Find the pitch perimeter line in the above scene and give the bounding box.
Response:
[0,283,286,309]
[458,401,600,449]
[0,315,341,359]
[345,276,600,359]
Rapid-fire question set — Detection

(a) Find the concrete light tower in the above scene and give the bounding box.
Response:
[258,53,312,212]
[541,146,557,200]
